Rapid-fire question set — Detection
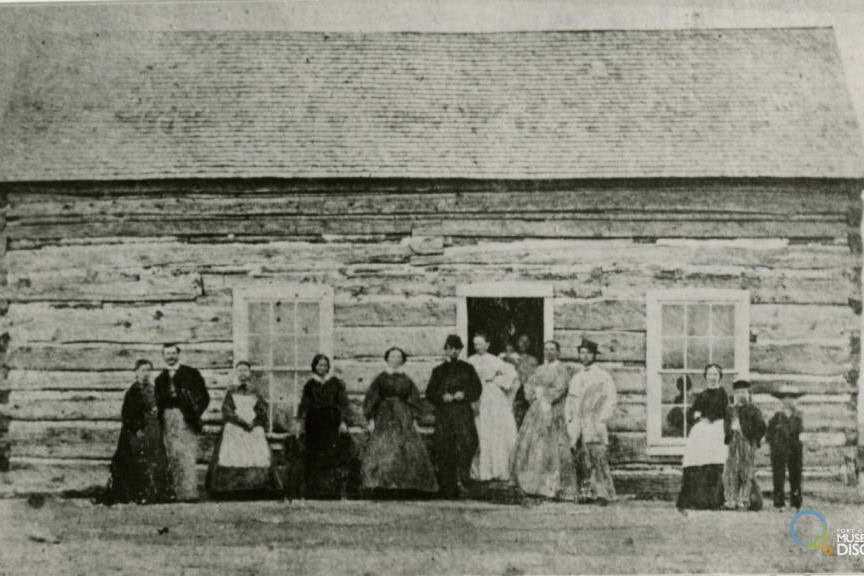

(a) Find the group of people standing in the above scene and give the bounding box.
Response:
[104,334,620,505]
[675,363,805,512]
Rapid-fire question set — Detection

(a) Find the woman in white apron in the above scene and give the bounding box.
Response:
[206,361,278,497]
[676,363,729,510]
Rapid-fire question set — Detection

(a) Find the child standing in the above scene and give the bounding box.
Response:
[766,384,805,510]
[723,379,766,511]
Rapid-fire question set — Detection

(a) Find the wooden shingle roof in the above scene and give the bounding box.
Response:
[1,28,863,181]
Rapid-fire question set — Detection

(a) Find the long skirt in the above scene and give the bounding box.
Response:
[361,399,438,493]
[107,414,172,504]
[677,418,727,510]
[471,382,518,481]
[511,401,578,499]
[207,422,273,495]
[163,408,200,501]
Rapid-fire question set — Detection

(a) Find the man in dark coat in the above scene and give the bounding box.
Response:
[723,379,766,510]
[154,343,210,501]
[426,335,483,498]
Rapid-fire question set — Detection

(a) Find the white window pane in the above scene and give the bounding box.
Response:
[712,304,736,338]
[296,337,321,368]
[248,335,269,366]
[272,337,296,368]
[248,302,271,334]
[662,338,684,369]
[271,371,297,403]
[662,405,686,439]
[662,304,684,336]
[687,338,710,371]
[687,304,710,336]
[713,337,736,370]
[297,302,320,336]
[273,300,295,331]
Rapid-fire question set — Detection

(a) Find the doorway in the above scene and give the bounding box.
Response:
[466,297,544,358]
[456,282,554,359]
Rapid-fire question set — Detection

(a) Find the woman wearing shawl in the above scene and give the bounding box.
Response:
[105,359,172,504]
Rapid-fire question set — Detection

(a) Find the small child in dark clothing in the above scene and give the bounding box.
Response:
[766,385,805,510]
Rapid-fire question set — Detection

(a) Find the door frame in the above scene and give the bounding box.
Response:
[455,282,554,358]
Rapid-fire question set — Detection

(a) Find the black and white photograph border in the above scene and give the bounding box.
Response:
[1,0,864,574]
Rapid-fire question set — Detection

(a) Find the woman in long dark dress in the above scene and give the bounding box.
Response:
[105,359,171,504]
[298,354,358,499]
[361,347,438,496]
[676,363,730,510]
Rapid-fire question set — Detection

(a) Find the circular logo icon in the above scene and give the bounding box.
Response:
[789,509,832,555]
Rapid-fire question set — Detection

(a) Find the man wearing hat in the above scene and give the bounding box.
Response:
[426,335,483,498]
[723,379,766,510]
[766,384,805,510]
[565,339,618,505]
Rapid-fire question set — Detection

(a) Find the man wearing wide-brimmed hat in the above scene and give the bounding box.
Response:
[767,384,805,510]
[565,338,618,505]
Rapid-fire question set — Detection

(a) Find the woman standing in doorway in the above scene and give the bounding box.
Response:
[468,333,519,482]
[676,363,730,510]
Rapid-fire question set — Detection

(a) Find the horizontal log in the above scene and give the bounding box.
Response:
[410,239,858,271]
[555,330,646,363]
[4,369,234,391]
[334,298,456,327]
[9,184,857,220]
[6,216,417,241]
[0,390,226,422]
[335,327,454,359]
[8,421,219,463]
[555,299,646,331]
[6,241,409,275]
[413,217,846,240]
[751,340,853,376]
[748,373,856,396]
[6,343,233,371]
[6,303,231,344]
[750,304,859,341]
[1,270,203,303]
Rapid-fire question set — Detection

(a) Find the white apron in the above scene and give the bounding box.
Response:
[682,418,727,468]
[217,395,272,468]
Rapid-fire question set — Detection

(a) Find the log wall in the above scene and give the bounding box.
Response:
[0,179,861,497]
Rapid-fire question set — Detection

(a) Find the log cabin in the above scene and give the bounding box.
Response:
[1,27,863,500]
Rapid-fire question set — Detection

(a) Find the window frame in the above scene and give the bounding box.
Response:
[232,283,334,436]
[645,289,750,456]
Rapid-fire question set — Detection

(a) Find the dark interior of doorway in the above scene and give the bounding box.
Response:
[466,297,544,359]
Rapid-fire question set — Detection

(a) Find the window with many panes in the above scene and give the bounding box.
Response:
[646,290,749,455]
[233,284,334,434]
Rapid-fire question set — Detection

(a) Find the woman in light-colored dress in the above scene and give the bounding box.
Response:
[468,333,519,481]
[511,341,579,500]
[206,361,277,497]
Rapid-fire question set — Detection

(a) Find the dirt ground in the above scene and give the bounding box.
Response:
[1,496,862,575]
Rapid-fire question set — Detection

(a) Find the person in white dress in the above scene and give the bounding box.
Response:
[468,333,519,481]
